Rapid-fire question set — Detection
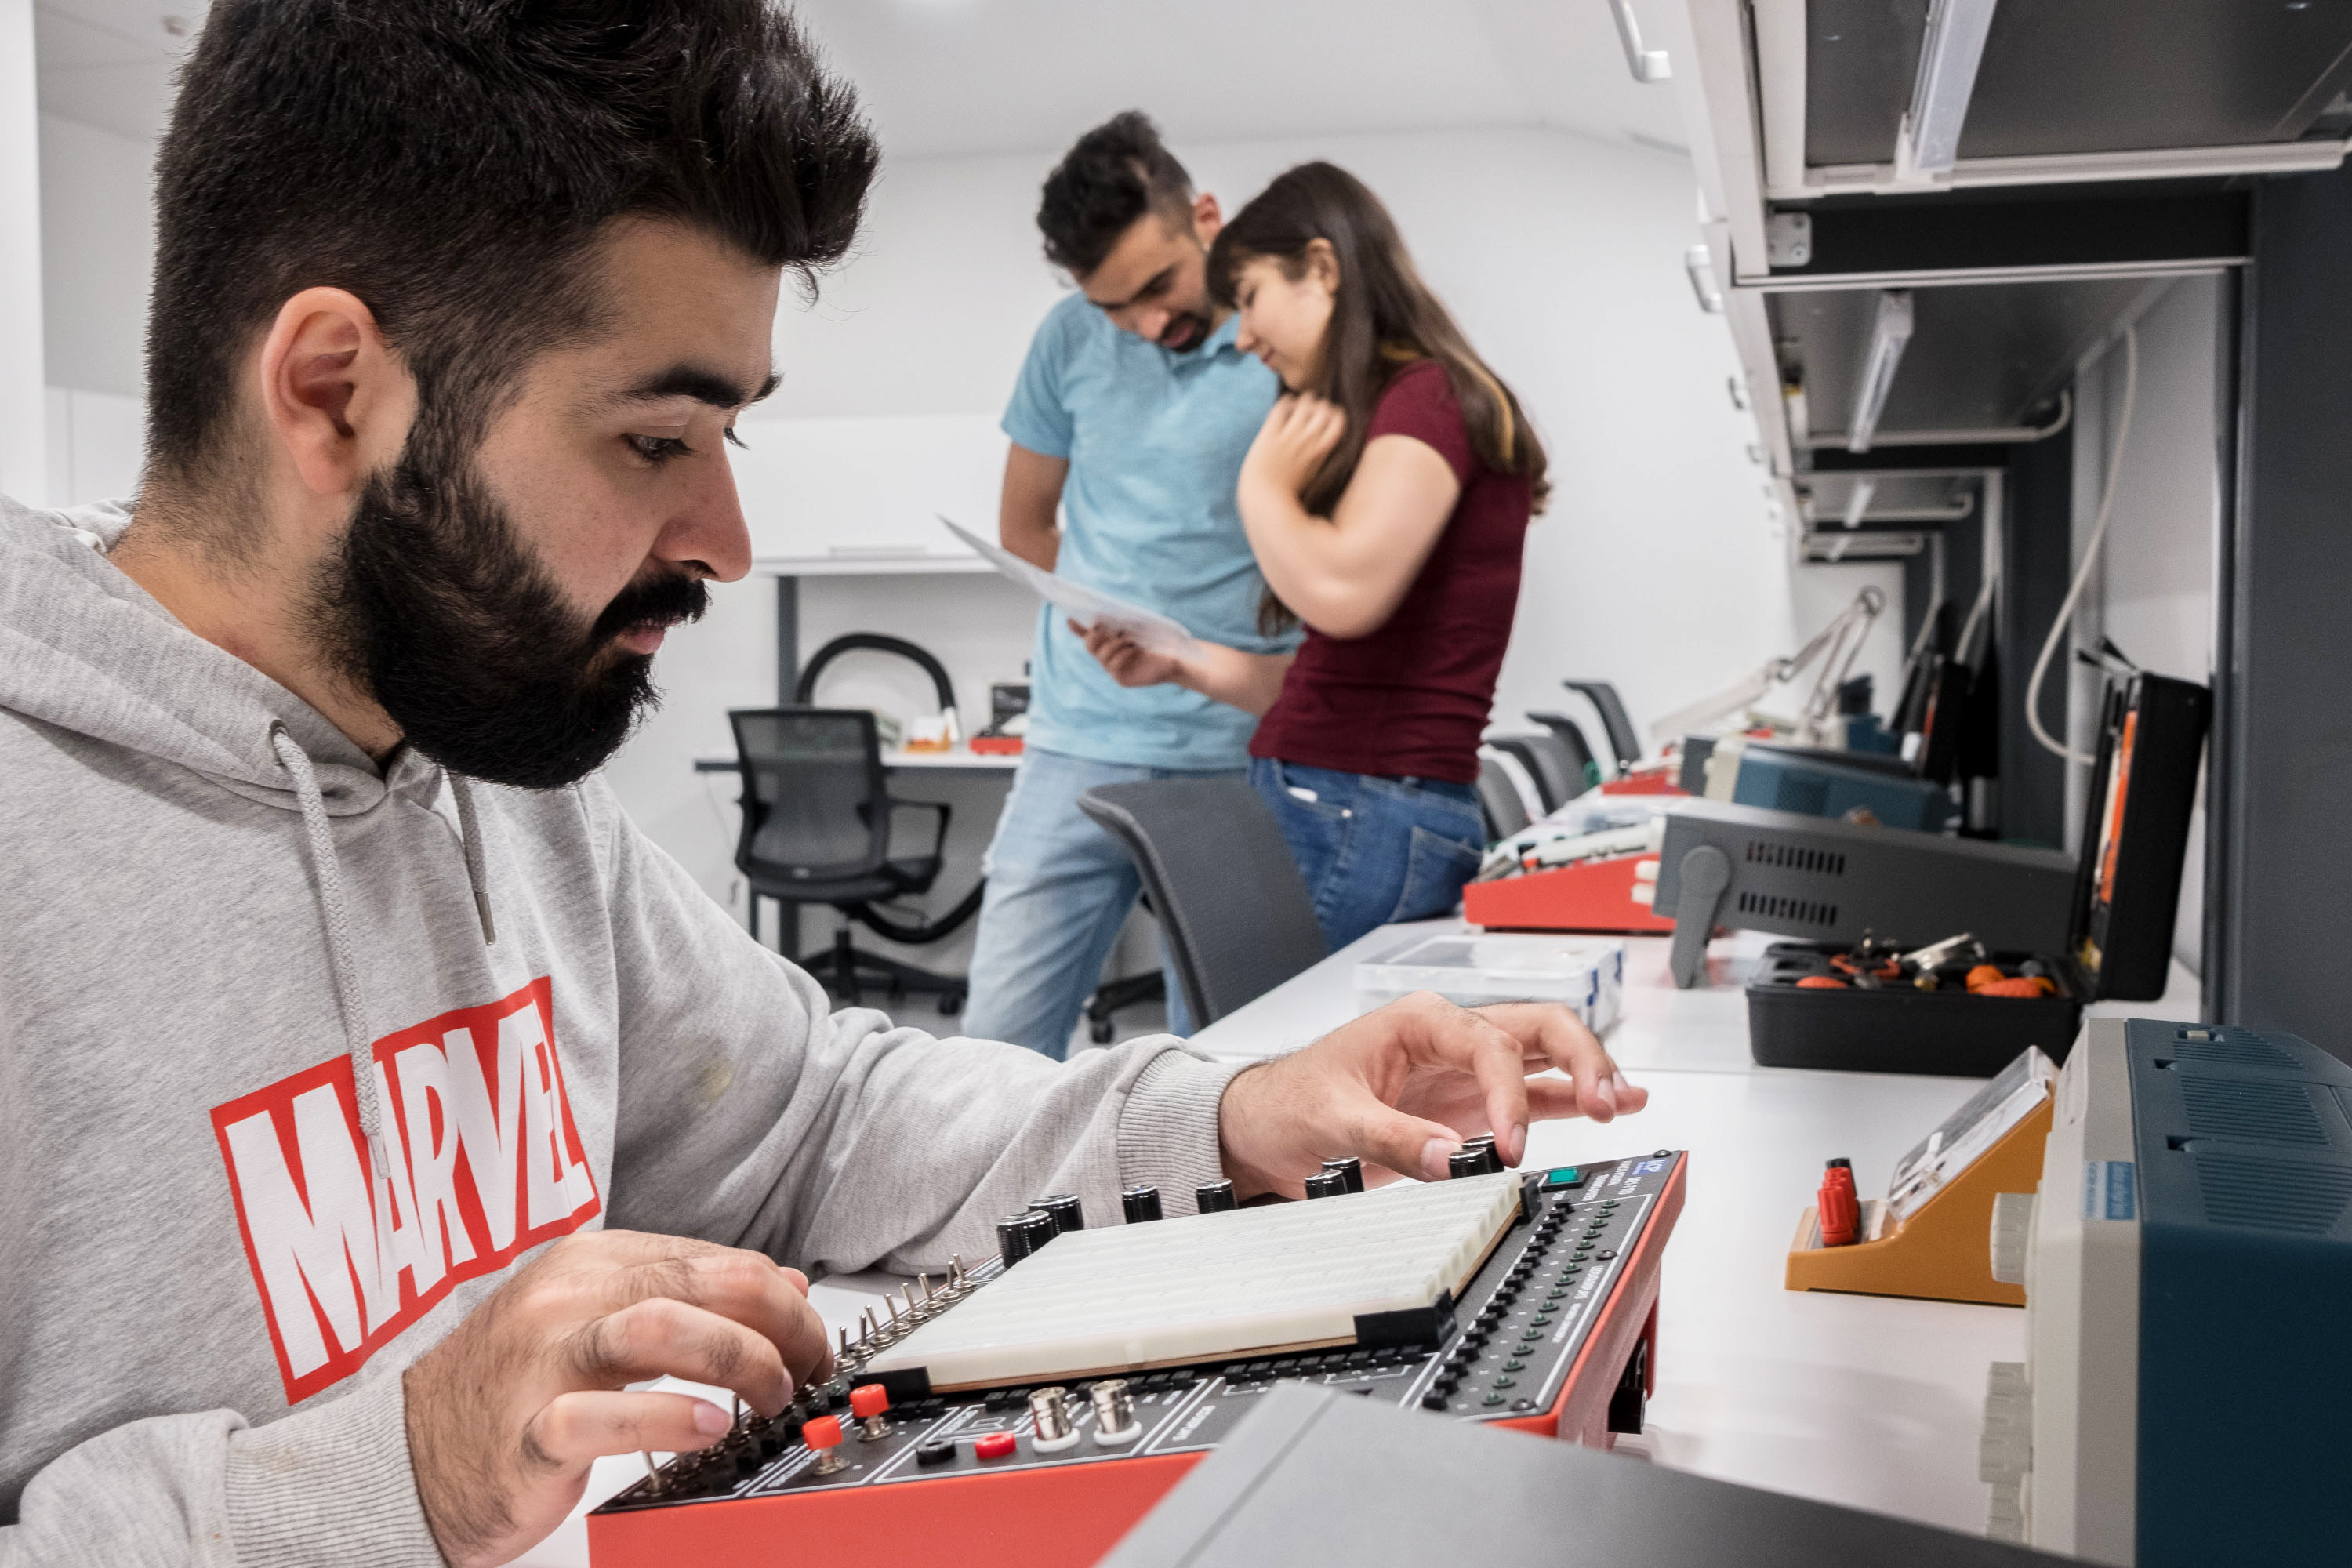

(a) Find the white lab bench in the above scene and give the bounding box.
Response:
[520,924,2198,1564]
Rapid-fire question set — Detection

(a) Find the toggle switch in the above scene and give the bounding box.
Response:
[803,1415,846,1475]
[1029,1385,1080,1452]
[849,1384,890,1441]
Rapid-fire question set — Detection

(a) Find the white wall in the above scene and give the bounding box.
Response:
[38,112,155,403]
[2061,277,2222,975]
[2,0,51,501]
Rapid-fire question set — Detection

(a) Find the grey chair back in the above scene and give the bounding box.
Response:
[1475,751,1533,843]
[1489,733,1582,815]
[1526,711,1599,789]
[1076,779,1330,1030]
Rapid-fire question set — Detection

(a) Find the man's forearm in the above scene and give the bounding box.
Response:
[1001,516,1060,572]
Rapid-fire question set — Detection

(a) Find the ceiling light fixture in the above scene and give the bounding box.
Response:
[1846,291,1915,454]
[1895,0,1999,180]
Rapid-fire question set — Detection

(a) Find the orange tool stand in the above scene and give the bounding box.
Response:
[1784,1099,2053,1307]
[1462,852,1678,935]
[587,1161,1686,1568]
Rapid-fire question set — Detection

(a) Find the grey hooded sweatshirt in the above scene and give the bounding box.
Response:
[0,492,1242,1566]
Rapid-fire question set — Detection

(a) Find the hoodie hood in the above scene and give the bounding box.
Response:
[0,492,497,1160]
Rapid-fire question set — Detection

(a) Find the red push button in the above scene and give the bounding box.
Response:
[850,1384,890,1420]
[802,1415,844,1450]
[973,1430,1018,1460]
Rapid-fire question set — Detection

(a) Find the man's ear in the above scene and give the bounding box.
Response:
[255,287,414,498]
[1190,191,1223,247]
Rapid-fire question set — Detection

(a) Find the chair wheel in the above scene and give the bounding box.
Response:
[938,992,964,1018]
[1090,1018,1115,1044]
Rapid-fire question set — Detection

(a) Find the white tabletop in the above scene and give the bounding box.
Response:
[526,923,2203,1561]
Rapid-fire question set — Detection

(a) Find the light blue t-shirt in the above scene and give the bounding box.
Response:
[1002,293,1290,769]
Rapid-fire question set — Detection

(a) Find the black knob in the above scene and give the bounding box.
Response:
[1447,1149,1486,1180]
[1461,1134,1503,1175]
[1196,1178,1237,1214]
[997,1209,1056,1265]
[1320,1156,1366,1194]
[1121,1185,1164,1223]
[1033,1193,1085,1235]
[1304,1170,1348,1200]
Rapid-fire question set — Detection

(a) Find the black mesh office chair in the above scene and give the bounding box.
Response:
[1488,733,1583,815]
[1526,711,1600,792]
[728,707,969,1014]
[1076,779,1330,1032]
[1475,751,1533,843]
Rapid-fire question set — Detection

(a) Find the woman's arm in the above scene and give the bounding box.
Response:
[1236,394,1462,640]
[1073,620,1294,717]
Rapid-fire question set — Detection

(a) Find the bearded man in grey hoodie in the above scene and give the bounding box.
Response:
[0,3,1648,1565]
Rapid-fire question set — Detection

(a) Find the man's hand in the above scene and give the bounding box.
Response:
[1240,393,1348,503]
[1216,993,1648,1200]
[403,1229,832,1568]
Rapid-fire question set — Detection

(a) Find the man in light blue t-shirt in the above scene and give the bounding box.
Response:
[964,111,1287,1056]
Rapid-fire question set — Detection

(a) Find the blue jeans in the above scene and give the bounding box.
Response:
[962,746,1236,1058]
[1249,757,1486,952]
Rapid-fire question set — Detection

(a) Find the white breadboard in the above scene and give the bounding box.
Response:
[865,1173,1523,1390]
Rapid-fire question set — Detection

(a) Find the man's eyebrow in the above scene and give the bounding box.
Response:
[607,365,781,411]
[1090,267,1174,313]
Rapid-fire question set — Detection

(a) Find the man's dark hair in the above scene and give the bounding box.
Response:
[1036,111,1193,277]
[147,0,879,492]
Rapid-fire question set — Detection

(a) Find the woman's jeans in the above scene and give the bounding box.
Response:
[1248,757,1486,952]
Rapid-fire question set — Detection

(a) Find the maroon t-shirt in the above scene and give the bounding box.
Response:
[1250,359,1531,784]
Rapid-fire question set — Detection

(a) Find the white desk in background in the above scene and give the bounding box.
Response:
[692,744,1023,775]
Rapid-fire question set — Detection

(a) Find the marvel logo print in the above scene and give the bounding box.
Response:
[210,977,600,1402]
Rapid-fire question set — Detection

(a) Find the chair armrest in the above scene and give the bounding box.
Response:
[884,797,952,858]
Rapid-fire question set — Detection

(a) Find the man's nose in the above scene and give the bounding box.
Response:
[659,452,753,583]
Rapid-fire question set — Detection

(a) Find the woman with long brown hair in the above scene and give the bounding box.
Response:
[1078,161,1547,948]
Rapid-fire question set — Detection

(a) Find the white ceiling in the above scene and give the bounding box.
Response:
[34,0,1693,159]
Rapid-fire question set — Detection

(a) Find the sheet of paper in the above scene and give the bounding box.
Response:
[939,516,1202,659]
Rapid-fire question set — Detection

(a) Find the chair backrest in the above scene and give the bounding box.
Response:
[1474,750,1534,843]
[1076,779,1330,1030]
[1488,734,1580,815]
[1562,681,1644,774]
[728,708,890,884]
[1526,711,1599,789]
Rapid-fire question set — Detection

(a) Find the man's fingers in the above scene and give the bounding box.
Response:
[566,1297,793,1415]
[1479,1003,1635,1123]
[587,1245,830,1388]
[1406,998,1535,1164]
[1345,1094,1468,1184]
[526,1390,734,1470]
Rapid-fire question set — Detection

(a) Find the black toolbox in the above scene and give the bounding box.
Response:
[1746,943,2082,1076]
[1741,669,2208,1077]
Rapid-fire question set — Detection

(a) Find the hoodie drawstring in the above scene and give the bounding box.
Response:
[446,773,499,946]
[269,725,390,1176]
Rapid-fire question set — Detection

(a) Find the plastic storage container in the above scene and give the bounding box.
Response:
[1356,933,1624,1033]
[1744,942,2082,1076]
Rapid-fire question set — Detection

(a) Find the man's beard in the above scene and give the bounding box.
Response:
[310,431,707,790]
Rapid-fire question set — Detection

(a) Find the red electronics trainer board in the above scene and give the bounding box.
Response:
[589,1152,1686,1568]
[1463,853,1679,935]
